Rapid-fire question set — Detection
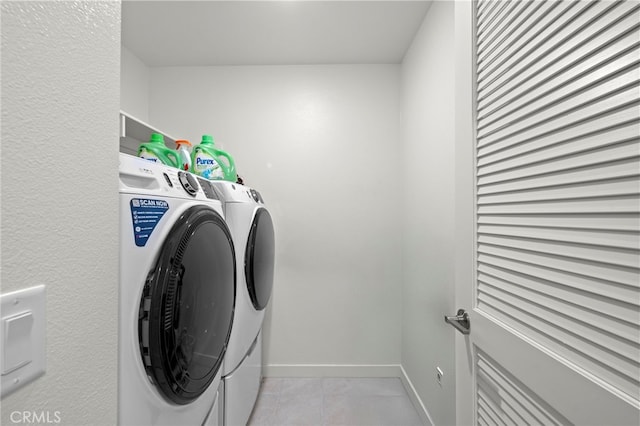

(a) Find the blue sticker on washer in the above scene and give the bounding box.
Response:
[130,198,169,247]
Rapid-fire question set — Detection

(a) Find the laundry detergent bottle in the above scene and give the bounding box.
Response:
[191,135,237,181]
[137,133,180,168]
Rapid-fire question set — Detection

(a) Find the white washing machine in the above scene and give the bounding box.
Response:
[211,182,275,426]
[119,153,236,426]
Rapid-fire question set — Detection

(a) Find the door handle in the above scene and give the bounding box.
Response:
[444,309,470,335]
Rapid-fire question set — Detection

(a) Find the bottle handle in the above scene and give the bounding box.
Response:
[217,151,236,180]
[166,150,180,169]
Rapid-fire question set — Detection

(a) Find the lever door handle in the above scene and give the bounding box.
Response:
[444,309,470,335]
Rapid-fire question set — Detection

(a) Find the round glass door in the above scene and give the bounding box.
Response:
[138,205,235,405]
[245,208,275,311]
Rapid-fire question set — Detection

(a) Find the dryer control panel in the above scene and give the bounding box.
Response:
[209,180,265,205]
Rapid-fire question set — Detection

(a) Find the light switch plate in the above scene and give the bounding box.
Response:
[1,285,46,398]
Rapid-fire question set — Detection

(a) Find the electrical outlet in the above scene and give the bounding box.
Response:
[436,367,444,387]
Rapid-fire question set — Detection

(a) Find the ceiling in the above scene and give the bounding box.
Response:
[121,1,432,67]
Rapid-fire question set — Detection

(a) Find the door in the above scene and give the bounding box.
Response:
[245,207,275,311]
[454,1,640,425]
[139,205,236,404]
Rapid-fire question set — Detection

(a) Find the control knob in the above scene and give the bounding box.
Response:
[250,189,262,203]
[178,172,199,196]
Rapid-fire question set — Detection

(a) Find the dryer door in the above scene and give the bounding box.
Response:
[245,207,275,311]
[139,205,236,405]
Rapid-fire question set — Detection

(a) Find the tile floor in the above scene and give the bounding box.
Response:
[247,378,425,426]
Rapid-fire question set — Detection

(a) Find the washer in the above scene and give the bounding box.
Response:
[119,153,236,426]
[211,181,275,426]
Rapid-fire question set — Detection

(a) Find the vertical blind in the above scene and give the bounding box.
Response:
[475,0,640,405]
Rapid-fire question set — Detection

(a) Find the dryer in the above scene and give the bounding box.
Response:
[119,153,236,426]
[211,182,275,426]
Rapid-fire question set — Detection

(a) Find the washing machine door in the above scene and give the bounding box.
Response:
[139,205,235,405]
[245,207,275,311]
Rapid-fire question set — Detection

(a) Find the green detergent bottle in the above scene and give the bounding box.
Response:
[137,133,180,168]
[191,135,237,181]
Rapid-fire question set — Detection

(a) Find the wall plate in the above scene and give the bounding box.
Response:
[1,285,46,398]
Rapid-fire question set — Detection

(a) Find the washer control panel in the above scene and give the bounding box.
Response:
[197,178,220,200]
[120,153,225,202]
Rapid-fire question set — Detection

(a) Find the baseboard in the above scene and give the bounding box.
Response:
[263,364,402,378]
[400,365,434,426]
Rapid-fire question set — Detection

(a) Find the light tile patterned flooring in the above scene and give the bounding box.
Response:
[247,378,425,426]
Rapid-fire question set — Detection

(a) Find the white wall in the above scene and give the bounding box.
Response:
[1,2,120,425]
[149,65,403,372]
[401,2,456,425]
[121,46,150,122]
